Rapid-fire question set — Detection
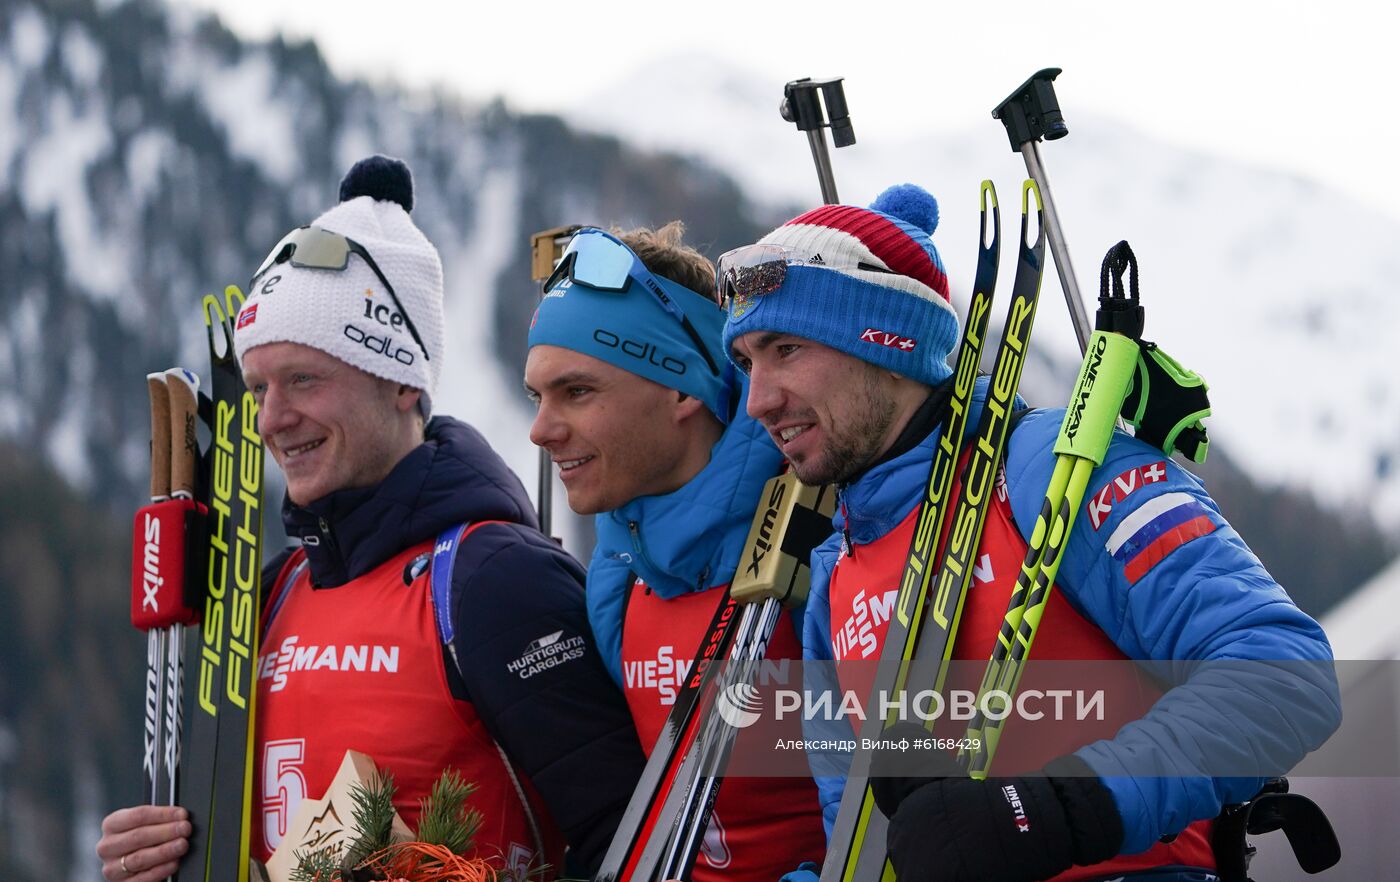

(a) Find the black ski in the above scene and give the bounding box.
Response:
[825,180,1047,881]
[820,180,1006,882]
[182,285,265,882]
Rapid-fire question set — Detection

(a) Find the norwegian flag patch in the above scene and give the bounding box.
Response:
[236,304,258,329]
[860,328,917,352]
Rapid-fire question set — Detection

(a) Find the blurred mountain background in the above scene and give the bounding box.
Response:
[0,0,1395,877]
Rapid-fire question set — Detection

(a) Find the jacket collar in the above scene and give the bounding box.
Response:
[591,406,782,599]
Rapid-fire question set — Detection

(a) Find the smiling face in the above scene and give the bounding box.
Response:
[731,331,907,486]
[242,341,422,506]
[525,344,716,515]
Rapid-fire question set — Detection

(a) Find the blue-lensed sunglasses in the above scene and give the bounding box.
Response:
[543,228,721,375]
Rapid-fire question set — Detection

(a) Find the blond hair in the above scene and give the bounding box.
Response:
[615,221,718,304]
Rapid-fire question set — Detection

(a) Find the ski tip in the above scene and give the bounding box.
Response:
[871,183,939,235]
[339,155,414,213]
[979,180,998,211]
[1021,179,1043,214]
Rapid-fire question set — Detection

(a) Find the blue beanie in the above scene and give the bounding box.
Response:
[721,184,958,387]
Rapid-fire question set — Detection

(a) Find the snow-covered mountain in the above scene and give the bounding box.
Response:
[1,6,1394,879]
[0,2,772,516]
[567,54,1400,530]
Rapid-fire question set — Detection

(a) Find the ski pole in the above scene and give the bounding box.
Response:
[781,77,856,204]
[993,68,1094,356]
[163,368,201,808]
[961,241,1146,777]
[529,225,582,539]
[618,477,835,882]
[140,373,173,807]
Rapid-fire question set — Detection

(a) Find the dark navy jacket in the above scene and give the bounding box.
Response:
[263,416,645,873]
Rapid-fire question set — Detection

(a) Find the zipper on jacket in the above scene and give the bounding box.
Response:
[627,520,667,582]
[316,516,343,566]
[838,492,854,559]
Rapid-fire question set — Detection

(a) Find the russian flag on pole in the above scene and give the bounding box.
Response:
[1106,492,1219,585]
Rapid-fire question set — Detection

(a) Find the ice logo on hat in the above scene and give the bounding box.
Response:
[715,682,763,729]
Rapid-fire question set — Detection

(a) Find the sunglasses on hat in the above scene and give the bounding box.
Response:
[249,225,430,363]
[715,242,895,310]
[544,227,721,375]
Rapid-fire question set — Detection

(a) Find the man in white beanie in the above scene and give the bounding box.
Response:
[96,156,644,881]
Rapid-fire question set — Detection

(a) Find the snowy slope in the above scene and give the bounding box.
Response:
[564,54,1400,529]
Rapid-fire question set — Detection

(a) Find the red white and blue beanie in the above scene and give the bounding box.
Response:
[234,156,446,416]
[721,183,957,388]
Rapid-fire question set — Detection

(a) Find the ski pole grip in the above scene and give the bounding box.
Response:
[730,473,836,607]
[781,77,856,146]
[782,78,824,132]
[146,374,172,501]
[1053,331,1138,463]
[132,499,204,629]
[992,68,1068,152]
[820,80,856,148]
[782,77,855,203]
[166,368,201,499]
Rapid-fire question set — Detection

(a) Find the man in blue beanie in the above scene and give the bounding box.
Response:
[721,184,1340,882]
[525,222,827,882]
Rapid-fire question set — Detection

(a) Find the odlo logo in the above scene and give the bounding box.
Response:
[343,323,415,366]
[593,328,686,376]
[141,513,162,612]
[700,814,733,869]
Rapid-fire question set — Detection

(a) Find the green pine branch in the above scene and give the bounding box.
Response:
[290,843,343,882]
[415,769,482,856]
[343,769,399,870]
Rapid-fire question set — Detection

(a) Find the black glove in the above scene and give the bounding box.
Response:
[870,727,1123,882]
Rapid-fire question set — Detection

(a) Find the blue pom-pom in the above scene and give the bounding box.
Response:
[339,155,414,212]
[870,183,939,235]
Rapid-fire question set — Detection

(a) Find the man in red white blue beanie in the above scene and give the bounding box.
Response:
[722,183,957,391]
[724,185,1339,882]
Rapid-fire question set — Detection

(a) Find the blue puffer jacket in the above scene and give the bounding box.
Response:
[586,389,787,684]
[263,416,645,874]
[803,393,1342,855]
